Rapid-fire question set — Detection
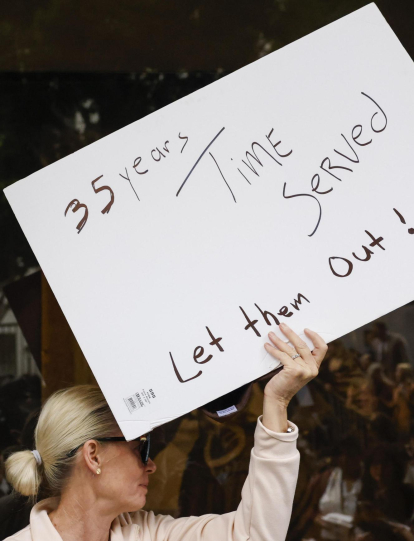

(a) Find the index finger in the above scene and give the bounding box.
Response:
[304,328,328,368]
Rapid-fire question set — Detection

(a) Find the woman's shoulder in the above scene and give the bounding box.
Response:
[127,508,225,532]
[111,509,176,539]
[128,508,175,526]
[3,523,33,541]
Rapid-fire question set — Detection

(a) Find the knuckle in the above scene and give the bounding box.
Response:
[305,368,313,379]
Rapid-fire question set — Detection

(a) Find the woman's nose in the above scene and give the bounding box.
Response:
[146,457,157,474]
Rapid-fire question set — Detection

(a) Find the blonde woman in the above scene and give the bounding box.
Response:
[5,324,327,541]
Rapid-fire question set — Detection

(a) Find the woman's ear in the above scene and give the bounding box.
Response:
[81,440,102,475]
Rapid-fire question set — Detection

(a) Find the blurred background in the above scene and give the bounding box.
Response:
[1,1,414,539]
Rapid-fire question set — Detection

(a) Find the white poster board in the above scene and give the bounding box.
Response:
[5,3,414,439]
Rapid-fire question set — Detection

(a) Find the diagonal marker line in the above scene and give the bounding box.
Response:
[209,152,237,203]
[176,127,226,196]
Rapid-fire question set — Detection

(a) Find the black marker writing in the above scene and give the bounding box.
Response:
[242,141,282,176]
[240,292,310,338]
[64,199,89,234]
[333,134,360,164]
[210,152,237,203]
[133,156,148,175]
[206,326,224,352]
[282,183,322,238]
[179,132,189,153]
[151,148,166,162]
[169,352,202,383]
[170,326,225,383]
[362,91,387,133]
[176,127,226,196]
[301,91,388,233]
[329,230,385,278]
[393,208,414,235]
[91,175,114,214]
[320,156,353,182]
[120,167,140,201]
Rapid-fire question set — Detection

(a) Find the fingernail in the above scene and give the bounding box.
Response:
[280,323,287,328]
[269,331,276,337]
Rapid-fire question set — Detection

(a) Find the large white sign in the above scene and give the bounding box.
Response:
[5,4,414,439]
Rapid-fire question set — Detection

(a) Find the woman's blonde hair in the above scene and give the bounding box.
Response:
[5,385,118,498]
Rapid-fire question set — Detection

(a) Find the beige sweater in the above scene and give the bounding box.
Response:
[6,416,299,541]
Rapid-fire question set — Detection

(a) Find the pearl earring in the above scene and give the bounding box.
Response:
[96,468,101,475]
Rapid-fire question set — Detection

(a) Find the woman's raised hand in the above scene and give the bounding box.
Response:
[263,323,328,408]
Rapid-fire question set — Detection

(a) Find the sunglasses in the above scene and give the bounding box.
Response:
[66,433,151,465]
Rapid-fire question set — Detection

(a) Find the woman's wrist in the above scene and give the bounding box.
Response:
[262,394,289,433]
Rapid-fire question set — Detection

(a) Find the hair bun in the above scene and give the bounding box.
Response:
[5,449,41,497]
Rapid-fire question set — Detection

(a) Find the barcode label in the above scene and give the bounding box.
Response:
[124,393,144,414]
[123,388,156,414]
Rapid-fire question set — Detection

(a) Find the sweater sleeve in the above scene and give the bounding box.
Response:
[133,415,300,541]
